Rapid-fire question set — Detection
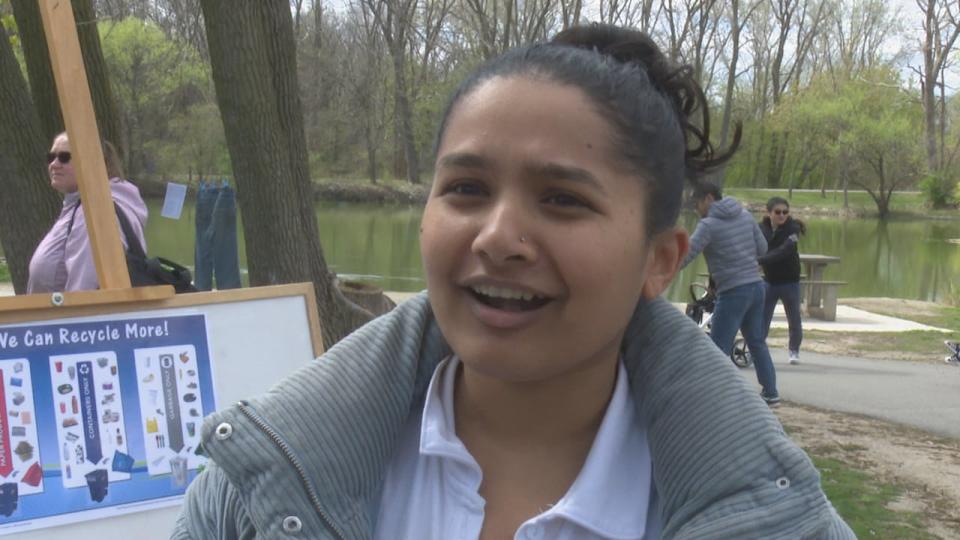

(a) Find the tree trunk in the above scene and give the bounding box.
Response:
[365,124,379,184]
[0,19,62,293]
[12,0,126,162]
[922,69,939,173]
[391,52,420,184]
[765,131,781,187]
[716,0,741,187]
[200,0,372,347]
[10,0,63,141]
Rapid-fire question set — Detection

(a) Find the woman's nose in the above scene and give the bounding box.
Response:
[471,202,537,264]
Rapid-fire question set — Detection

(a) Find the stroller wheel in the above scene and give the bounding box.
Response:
[731,337,752,368]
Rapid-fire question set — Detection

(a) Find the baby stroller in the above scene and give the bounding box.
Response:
[685,279,752,368]
[946,340,960,368]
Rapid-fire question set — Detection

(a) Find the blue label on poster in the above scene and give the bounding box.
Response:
[77,362,102,465]
[159,355,183,453]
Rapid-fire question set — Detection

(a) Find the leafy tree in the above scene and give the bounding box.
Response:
[774,68,922,218]
[11,0,125,155]
[99,17,208,179]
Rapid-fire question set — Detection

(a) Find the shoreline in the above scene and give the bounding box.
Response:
[137,179,960,220]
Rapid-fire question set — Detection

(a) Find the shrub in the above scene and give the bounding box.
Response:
[918,174,957,208]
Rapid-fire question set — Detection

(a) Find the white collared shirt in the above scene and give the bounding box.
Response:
[374,356,661,540]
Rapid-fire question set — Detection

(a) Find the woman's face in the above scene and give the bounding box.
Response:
[421,76,666,383]
[768,203,789,227]
[48,135,78,194]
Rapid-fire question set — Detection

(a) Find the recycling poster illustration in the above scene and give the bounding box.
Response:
[0,315,215,535]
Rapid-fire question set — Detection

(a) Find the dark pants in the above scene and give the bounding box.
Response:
[763,281,803,353]
[194,183,241,290]
[710,281,778,398]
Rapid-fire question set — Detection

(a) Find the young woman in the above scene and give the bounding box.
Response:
[174,24,852,539]
[759,197,806,364]
[26,133,147,293]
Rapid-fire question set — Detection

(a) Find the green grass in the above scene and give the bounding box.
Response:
[725,188,958,219]
[843,302,960,330]
[0,262,9,283]
[769,328,959,360]
[812,456,936,539]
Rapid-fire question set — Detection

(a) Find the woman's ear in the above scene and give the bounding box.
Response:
[641,227,689,299]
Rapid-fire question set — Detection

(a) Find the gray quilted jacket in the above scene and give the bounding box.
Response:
[172,293,854,539]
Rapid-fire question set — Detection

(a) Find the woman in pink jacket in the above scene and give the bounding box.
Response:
[26,133,148,293]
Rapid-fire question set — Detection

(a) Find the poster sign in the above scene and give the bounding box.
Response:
[0,315,215,535]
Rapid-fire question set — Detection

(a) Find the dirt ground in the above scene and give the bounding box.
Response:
[767,297,956,362]
[777,404,960,538]
[767,331,936,362]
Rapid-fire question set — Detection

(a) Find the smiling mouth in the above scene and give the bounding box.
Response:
[468,284,552,312]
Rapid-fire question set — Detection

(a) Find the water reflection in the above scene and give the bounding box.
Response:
[143,200,960,303]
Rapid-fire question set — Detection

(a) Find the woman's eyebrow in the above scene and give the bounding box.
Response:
[525,162,606,195]
[437,152,490,169]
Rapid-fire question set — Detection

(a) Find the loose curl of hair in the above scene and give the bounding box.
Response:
[434,23,742,235]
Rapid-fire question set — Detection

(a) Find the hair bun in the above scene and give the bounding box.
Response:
[551,23,741,181]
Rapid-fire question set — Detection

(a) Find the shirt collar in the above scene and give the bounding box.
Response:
[419,357,653,539]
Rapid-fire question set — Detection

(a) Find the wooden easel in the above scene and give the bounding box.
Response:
[0,0,323,352]
[0,0,172,314]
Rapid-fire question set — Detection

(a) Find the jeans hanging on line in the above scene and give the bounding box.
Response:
[194,182,241,290]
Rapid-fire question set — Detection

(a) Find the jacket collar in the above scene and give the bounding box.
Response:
[201,293,841,538]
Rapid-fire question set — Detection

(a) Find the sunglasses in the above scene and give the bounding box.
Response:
[773,209,789,216]
[47,151,72,165]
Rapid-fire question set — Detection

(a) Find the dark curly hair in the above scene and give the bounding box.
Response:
[433,23,741,235]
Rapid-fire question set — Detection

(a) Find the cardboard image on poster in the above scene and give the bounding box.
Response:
[0,315,216,535]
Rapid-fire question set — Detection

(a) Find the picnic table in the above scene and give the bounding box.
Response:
[798,254,844,321]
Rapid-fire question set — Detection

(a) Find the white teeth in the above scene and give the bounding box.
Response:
[471,285,542,301]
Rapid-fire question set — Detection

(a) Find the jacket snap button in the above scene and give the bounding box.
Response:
[776,476,790,489]
[282,515,303,533]
[215,422,233,440]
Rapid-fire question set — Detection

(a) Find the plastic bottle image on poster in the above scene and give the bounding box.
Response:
[0,314,216,535]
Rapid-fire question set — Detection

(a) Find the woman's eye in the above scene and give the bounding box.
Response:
[543,192,590,209]
[441,180,487,197]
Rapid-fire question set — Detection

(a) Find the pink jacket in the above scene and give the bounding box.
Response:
[26,178,148,293]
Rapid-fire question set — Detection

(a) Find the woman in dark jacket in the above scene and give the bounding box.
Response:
[759,197,805,364]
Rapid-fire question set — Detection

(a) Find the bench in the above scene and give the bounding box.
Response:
[799,280,847,321]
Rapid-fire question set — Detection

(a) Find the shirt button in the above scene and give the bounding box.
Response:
[282,515,303,534]
[776,476,790,489]
[214,422,233,440]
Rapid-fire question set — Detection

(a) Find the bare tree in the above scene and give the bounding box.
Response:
[456,0,558,61]
[360,0,424,183]
[599,0,650,28]
[716,0,761,185]
[764,0,828,186]
[346,1,391,182]
[915,0,960,173]
[559,0,583,28]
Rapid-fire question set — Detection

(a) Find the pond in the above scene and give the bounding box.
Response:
[142,200,960,304]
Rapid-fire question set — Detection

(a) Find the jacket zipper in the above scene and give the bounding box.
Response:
[236,401,346,540]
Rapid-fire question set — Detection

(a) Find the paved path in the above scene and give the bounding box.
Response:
[742,350,960,439]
